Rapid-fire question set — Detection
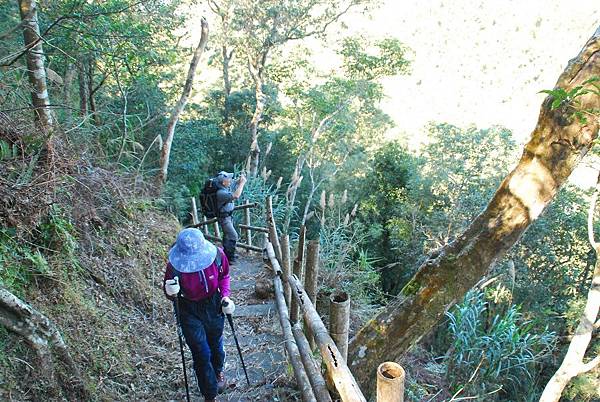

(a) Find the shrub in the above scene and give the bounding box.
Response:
[444,289,556,400]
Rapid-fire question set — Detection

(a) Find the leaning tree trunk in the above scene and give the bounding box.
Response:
[158,17,209,187]
[0,287,88,399]
[539,173,600,402]
[18,0,53,130]
[348,25,600,395]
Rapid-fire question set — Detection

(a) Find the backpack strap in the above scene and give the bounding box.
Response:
[215,249,223,273]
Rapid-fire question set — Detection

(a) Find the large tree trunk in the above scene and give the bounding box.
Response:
[247,57,266,177]
[158,17,209,187]
[348,26,600,394]
[18,0,53,130]
[87,59,100,125]
[0,287,88,399]
[539,173,600,402]
[62,62,76,123]
[78,60,89,116]
[222,45,234,132]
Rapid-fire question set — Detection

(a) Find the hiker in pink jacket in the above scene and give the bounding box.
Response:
[163,228,234,402]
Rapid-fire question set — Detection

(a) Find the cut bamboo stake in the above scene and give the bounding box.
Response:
[266,196,283,261]
[376,362,405,402]
[329,291,350,361]
[213,221,221,238]
[289,274,367,402]
[239,224,269,233]
[281,234,292,309]
[191,197,199,225]
[290,225,306,323]
[305,240,320,350]
[292,323,333,402]
[267,244,315,402]
[244,202,253,248]
[201,215,209,236]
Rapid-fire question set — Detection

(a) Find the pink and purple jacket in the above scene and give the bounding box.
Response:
[163,248,231,301]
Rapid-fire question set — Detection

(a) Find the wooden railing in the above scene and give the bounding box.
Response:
[188,198,264,252]
[189,195,405,401]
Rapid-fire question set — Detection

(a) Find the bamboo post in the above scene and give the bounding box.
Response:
[281,234,292,308]
[305,240,320,350]
[213,220,221,239]
[269,252,316,402]
[191,197,199,225]
[200,215,210,236]
[376,362,405,402]
[288,274,367,402]
[244,201,252,248]
[290,225,306,323]
[292,323,333,402]
[266,196,283,261]
[329,291,350,361]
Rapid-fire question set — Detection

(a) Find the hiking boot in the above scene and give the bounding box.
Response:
[216,372,226,394]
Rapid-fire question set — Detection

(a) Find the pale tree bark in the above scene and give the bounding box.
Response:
[284,106,345,231]
[18,0,53,130]
[62,62,76,123]
[539,172,600,402]
[0,287,88,399]
[222,45,234,128]
[348,26,600,394]
[158,18,209,187]
[247,55,266,177]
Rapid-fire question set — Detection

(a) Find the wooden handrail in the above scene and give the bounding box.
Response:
[265,241,366,402]
[288,274,367,402]
[266,241,316,402]
[203,233,263,252]
[189,202,259,228]
[239,224,269,233]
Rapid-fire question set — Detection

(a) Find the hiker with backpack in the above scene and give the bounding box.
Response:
[163,227,235,402]
[200,171,247,263]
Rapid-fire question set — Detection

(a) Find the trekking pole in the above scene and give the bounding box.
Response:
[173,294,191,402]
[222,300,250,386]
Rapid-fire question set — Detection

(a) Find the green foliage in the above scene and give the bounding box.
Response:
[339,36,412,80]
[540,76,600,123]
[317,192,384,315]
[444,289,556,400]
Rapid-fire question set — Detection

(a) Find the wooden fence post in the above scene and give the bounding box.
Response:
[244,201,252,249]
[266,196,282,261]
[305,240,320,349]
[288,274,367,402]
[290,225,306,323]
[200,214,210,236]
[292,323,333,402]
[191,197,199,225]
[281,234,292,308]
[213,220,221,239]
[376,362,405,402]
[329,291,350,361]
[274,276,317,402]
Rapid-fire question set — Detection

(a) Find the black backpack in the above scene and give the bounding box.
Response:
[199,178,220,219]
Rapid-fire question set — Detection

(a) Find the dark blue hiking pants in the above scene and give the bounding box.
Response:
[178,292,225,400]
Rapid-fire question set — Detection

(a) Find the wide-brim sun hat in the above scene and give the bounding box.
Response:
[168,228,217,273]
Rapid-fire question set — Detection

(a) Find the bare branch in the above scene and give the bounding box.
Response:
[589,171,600,247]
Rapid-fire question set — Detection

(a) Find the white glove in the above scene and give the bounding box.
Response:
[221,297,235,315]
[165,277,180,296]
